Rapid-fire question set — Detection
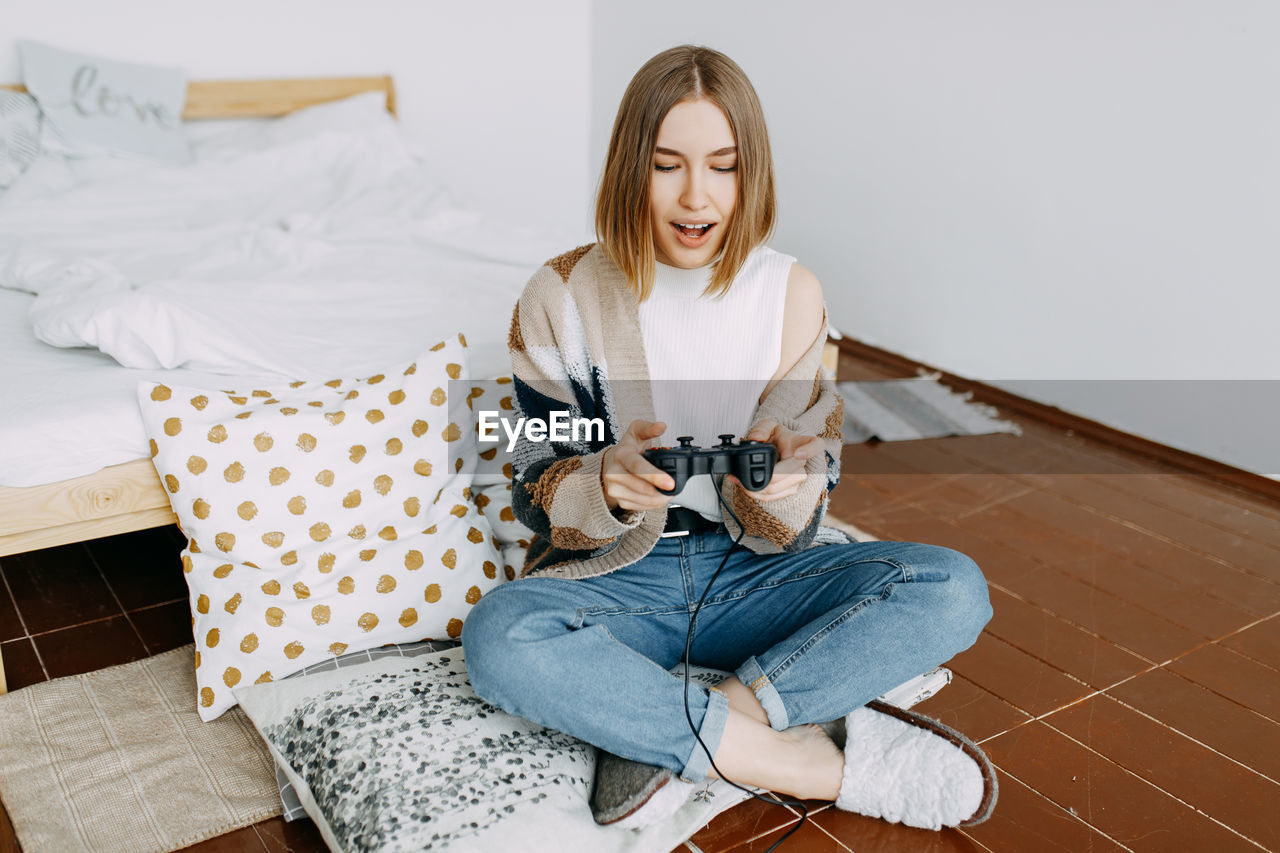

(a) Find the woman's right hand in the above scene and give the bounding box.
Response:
[601,420,675,512]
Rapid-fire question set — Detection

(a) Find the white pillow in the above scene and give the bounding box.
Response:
[0,90,42,189]
[138,336,505,720]
[19,40,191,164]
[191,90,399,162]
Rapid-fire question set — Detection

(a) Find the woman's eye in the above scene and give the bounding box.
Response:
[713,165,738,173]
[654,165,677,173]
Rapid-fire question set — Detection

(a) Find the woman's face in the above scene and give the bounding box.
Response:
[649,98,738,268]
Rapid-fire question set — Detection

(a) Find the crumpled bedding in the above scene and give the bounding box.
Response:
[0,92,572,381]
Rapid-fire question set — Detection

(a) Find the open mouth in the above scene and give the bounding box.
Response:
[670,222,716,247]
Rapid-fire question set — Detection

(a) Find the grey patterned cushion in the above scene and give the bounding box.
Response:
[0,90,41,189]
[236,648,765,851]
[235,646,598,850]
[274,640,460,821]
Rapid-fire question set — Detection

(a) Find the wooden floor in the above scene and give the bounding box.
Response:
[1,346,1277,852]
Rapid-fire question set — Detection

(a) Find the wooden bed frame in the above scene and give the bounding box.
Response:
[0,76,396,694]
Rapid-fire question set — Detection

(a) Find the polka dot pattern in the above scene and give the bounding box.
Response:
[138,338,504,721]
[454,376,532,586]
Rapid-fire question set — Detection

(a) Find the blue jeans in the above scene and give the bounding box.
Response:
[462,531,993,782]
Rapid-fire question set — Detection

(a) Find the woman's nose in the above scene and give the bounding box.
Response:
[680,170,709,211]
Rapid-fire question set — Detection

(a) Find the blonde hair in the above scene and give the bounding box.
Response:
[595,45,776,300]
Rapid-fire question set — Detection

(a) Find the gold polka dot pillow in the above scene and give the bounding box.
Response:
[137,336,504,721]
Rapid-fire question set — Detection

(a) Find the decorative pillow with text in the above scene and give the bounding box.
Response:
[19,39,191,163]
[0,90,42,188]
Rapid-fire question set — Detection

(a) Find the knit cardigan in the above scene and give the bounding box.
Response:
[507,243,848,580]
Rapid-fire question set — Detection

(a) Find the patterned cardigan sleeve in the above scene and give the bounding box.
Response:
[719,314,844,553]
[506,267,645,554]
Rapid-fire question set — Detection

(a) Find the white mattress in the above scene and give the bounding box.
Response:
[0,94,581,488]
[0,288,265,487]
[0,280,533,489]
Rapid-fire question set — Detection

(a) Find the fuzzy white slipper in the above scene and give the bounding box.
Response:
[835,700,997,830]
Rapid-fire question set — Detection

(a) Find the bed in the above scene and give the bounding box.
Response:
[0,76,411,553]
[0,73,582,694]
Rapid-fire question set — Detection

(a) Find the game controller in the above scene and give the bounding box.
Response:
[643,434,776,496]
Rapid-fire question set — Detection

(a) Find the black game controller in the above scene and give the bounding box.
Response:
[643,435,777,496]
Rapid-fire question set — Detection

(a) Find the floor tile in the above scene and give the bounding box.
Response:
[0,576,22,643]
[1008,489,1280,618]
[1000,567,1199,663]
[1046,693,1280,850]
[1024,476,1280,583]
[687,795,798,853]
[1113,473,1280,540]
[983,587,1150,690]
[959,769,1128,853]
[912,673,1031,744]
[1166,641,1280,722]
[826,475,902,518]
[253,815,328,853]
[179,824,267,851]
[830,478,942,533]
[0,637,45,692]
[88,525,190,612]
[1050,551,1256,642]
[130,599,196,655]
[842,501,1042,591]
[947,633,1092,718]
[0,801,18,853]
[898,477,1037,520]
[1,542,121,634]
[941,492,1258,639]
[1219,615,1280,669]
[734,815,849,852]
[33,614,148,679]
[810,806,986,852]
[1105,667,1280,780]
[983,721,1256,851]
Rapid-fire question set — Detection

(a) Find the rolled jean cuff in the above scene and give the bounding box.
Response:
[735,656,790,731]
[679,686,730,782]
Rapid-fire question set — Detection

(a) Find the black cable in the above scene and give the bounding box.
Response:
[679,477,809,853]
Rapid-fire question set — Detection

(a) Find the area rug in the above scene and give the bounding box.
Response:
[838,374,1022,443]
[0,645,280,853]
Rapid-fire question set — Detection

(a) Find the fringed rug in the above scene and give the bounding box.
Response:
[0,646,280,853]
[838,374,1022,443]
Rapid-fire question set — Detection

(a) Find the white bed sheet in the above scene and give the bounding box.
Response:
[0,287,263,487]
[0,94,582,488]
[0,280,528,490]
[0,93,573,381]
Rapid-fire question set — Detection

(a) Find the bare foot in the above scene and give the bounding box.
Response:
[780,724,844,801]
[710,710,844,801]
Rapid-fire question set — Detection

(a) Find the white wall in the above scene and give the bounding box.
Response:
[3,0,593,238]
[589,1,1280,476]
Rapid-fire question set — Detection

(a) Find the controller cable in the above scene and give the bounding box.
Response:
[677,475,810,852]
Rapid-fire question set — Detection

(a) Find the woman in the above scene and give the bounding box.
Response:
[463,45,996,833]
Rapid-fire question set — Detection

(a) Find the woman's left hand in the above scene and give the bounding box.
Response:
[730,418,825,503]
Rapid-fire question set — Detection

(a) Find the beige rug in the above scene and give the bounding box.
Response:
[0,645,280,853]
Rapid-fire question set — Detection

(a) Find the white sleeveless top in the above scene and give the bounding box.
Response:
[637,245,795,520]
